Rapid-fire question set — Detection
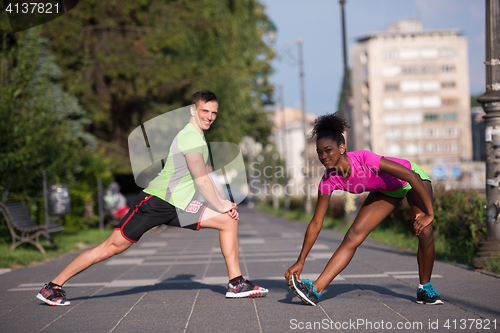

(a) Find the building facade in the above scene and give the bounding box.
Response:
[273,107,319,196]
[351,20,472,164]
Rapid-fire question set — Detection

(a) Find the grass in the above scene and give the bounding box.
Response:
[0,228,112,269]
[484,255,500,274]
[257,203,500,275]
[258,203,420,252]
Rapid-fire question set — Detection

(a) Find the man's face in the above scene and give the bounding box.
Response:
[194,100,218,131]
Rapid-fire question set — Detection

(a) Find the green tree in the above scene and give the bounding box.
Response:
[41,0,275,171]
[0,28,112,227]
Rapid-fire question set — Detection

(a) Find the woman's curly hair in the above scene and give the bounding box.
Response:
[310,112,350,145]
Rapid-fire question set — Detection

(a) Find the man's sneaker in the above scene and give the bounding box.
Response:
[417,282,443,305]
[36,283,70,306]
[288,274,321,306]
[225,279,269,298]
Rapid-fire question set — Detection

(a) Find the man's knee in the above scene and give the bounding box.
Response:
[93,235,131,263]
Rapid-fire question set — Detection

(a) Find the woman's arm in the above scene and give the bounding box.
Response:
[379,157,433,235]
[285,190,331,284]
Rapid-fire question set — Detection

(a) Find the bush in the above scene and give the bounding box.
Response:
[383,190,487,264]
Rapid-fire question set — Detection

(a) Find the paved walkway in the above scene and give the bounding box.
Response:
[0,206,499,332]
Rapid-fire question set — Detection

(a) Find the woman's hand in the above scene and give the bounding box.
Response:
[285,260,304,285]
[414,212,433,236]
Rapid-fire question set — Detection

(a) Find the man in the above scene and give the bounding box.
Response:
[37,91,268,306]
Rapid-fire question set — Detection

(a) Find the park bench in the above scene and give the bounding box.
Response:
[0,202,64,254]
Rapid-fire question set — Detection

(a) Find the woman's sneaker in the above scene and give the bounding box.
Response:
[417,282,443,305]
[36,283,70,306]
[225,279,269,298]
[288,274,321,306]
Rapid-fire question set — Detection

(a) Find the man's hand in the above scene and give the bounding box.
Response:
[220,199,236,213]
[285,260,304,285]
[414,212,433,236]
[227,208,239,220]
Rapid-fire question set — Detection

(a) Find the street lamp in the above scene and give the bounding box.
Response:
[297,38,312,215]
[278,83,291,211]
[339,0,358,223]
[266,22,312,214]
[473,0,500,269]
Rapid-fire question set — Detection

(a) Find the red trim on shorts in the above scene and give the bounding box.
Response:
[115,227,137,243]
[116,195,153,242]
[196,206,208,231]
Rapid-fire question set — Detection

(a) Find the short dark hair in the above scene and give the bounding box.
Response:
[192,91,218,105]
[310,112,350,146]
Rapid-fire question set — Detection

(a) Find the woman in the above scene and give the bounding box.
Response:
[285,113,442,306]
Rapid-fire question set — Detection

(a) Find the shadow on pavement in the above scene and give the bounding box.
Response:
[68,275,286,302]
[277,282,415,306]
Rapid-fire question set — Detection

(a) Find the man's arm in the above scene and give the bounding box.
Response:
[185,151,234,213]
[206,165,226,200]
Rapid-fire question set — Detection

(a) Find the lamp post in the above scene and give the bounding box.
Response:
[339,0,358,223]
[278,83,291,211]
[339,0,353,148]
[265,20,312,214]
[473,0,500,268]
[297,38,312,215]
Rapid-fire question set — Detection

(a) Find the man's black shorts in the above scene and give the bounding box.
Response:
[115,191,208,243]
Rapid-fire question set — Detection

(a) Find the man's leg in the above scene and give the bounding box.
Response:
[197,207,268,298]
[198,208,241,280]
[37,230,133,306]
[52,230,133,286]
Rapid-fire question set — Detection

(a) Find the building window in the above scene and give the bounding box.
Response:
[440,65,456,73]
[422,80,440,91]
[440,48,455,57]
[382,50,398,59]
[443,128,459,137]
[384,114,402,125]
[362,83,369,95]
[442,143,460,153]
[443,112,457,120]
[405,144,420,156]
[402,97,420,109]
[385,144,402,156]
[404,128,422,139]
[442,98,458,105]
[404,113,423,124]
[420,49,439,59]
[425,143,440,153]
[441,81,456,88]
[402,66,419,74]
[360,52,368,64]
[400,81,420,92]
[385,83,399,91]
[383,98,401,109]
[424,114,439,121]
[425,128,440,138]
[382,66,401,77]
[421,66,437,74]
[400,49,419,60]
[422,96,441,108]
[385,129,402,140]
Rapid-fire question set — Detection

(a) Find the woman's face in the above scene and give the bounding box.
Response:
[316,137,345,169]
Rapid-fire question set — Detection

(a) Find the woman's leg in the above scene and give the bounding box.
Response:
[313,192,401,293]
[406,180,434,285]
